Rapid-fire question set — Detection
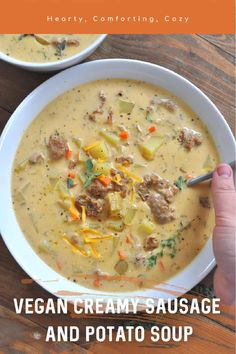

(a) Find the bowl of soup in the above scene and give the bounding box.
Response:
[0,59,235,305]
[0,34,107,72]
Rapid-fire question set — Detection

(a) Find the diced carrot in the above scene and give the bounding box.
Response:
[185,174,192,181]
[66,149,72,160]
[158,260,165,272]
[93,279,101,288]
[56,260,63,270]
[71,213,79,221]
[118,250,127,260]
[125,234,133,244]
[107,112,113,125]
[148,126,156,133]
[119,131,129,140]
[68,171,76,179]
[98,175,111,186]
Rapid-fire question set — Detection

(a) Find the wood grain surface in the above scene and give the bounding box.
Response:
[0,34,235,353]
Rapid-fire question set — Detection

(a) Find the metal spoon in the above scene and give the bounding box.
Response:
[186,161,235,187]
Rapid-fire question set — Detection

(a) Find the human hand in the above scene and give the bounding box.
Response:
[211,163,236,306]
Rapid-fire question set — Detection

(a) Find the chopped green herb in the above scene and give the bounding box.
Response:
[161,237,176,248]
[67,178,75,189]
[56,40,66,56]
[175,175,186,190]
[159,249,164,258]
[161,236,177,258]
[85,159,93,172]
[84,173,101,189]
[146,112,154,122]
[147,254,158,268]
[84,159,101,188]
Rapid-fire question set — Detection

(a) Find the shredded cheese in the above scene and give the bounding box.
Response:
[89,244,101,258]
[83,141,101,151]
[62,235,89,256]
[81,205,86,223]
[84,235,113,243]
[115,164,143,183]
[111,174,122,185]
[82,228,114,242]
[82,228,101,235]
[69,205,80,220]
[129,183,136,203]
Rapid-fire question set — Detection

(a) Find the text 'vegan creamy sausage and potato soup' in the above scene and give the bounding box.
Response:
[12,79,219,292]
[0,34,99,62]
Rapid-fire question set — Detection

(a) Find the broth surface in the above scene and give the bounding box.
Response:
[0,34,98,62]
[12,79,219,292]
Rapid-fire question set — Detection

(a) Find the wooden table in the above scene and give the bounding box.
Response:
[0,35,235,353]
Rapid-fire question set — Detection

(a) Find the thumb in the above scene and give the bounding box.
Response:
[211,164,236,227]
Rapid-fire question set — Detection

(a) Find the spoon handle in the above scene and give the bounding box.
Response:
[186,161,235,187]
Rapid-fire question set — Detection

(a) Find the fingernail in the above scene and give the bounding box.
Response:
[216,164,232,178]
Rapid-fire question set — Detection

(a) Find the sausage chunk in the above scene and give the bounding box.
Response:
[199,196,211,209]
[87,168,130,200]
[89,109,103,122]
[75,195,104,217]
[151,98,177,112]
[51,37,65,45]
[110,169,130,198]
[137,174,178,224]
[178,127,202,150]
[144,174,171,189]
[134,254,146,268]
[87,179,112,199]
[115,155,134,166]
[137,174,178,203]
[28,152,45,164]
[99,90,106,104]
[144,236,159,251]
[160,186,179,203]
[87,176,129,199]
[147,193,175,224]
[112,181,129,198]
[68,160,77,169]
[67,39,80,46]
[51,37,80,46]
[89,90,107,122]
[48,133,68,160]
[158,99,176,112]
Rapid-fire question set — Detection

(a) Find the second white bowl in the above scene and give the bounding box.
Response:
[0,34,107,72]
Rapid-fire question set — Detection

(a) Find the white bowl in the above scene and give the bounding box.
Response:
[0,59,235,307]
[0,35,107,72]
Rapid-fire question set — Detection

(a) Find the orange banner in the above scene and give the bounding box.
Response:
[0,0,235,33]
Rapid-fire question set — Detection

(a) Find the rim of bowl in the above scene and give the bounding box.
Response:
[0,34,107,68]
[0,58,235,305]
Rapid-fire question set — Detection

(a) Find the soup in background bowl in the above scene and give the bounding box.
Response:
[0,60,235,304]
[0,34,107,72]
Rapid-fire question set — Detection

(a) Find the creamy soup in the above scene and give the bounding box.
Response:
[0,34,99,62]
[12,79,219,292]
